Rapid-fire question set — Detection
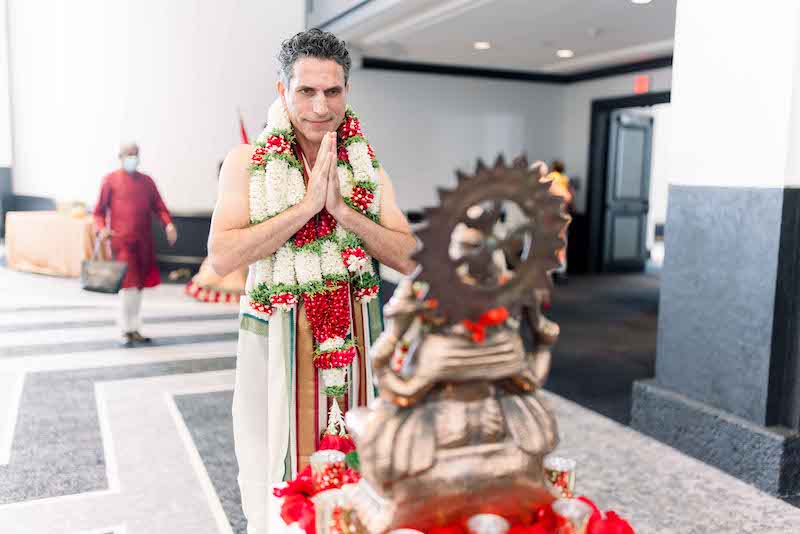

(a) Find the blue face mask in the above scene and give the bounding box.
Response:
[123,155,139,173]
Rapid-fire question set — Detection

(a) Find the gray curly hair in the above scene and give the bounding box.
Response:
[278,28,352,86]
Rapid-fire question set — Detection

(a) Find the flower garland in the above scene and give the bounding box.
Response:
[247,98,382,400]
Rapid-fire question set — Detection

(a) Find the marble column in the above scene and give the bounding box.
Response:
[631,0,800,497]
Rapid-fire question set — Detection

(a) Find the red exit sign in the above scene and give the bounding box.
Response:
[634,75,650,94]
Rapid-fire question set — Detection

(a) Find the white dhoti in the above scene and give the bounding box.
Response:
[233,299,293,534]
[233,287,382,533]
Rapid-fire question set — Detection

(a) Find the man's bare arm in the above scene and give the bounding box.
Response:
[332,168,417,275]
[208,144,320,277]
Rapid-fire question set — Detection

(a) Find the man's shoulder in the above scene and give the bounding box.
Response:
[226,143,254,163]
[219,144,255,186]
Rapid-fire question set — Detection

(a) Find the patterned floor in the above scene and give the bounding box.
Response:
[0,266,244,534]
[2,264,800,533]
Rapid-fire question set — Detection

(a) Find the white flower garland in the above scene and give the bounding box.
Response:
[247,99,381,306]
[246,99,383,395]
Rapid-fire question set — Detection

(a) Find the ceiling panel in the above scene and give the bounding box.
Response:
[338,0,677,74]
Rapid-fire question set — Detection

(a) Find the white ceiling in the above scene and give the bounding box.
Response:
[326,0,677,74]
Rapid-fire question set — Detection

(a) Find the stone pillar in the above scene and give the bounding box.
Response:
[631,0,800,497]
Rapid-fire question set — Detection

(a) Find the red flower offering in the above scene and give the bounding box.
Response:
[273,465,314,499]
[310,450,347,493]
[544,456,577,499]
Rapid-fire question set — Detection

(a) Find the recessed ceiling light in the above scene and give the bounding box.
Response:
[556,49,575,59]
[473,41,491,50]
[631,0,652,4]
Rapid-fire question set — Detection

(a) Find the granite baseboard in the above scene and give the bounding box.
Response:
[631,379,800,497]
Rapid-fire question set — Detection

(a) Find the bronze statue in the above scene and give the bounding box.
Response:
[345,156,571,533]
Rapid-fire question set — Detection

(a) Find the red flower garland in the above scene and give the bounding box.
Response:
[315,345,357,369]
[293,209,338,247]
[318,209,337,238]
[303,281,351,344]
[353,285,379,301]
[341,246,366,261]
[295,218,319,247]
[303,291,329,339]
[249,106,383,436]
[325,281,352,339]
[340,117,362,140]
[249,301,274,316]
[266,134,292,155]
[270,292,298,307]
[341,245,370,273]
[349,186,374,214]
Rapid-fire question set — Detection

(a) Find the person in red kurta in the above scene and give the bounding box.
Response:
[93,143,178,347]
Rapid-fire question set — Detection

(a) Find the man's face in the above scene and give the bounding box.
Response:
[119,144,139,162]
[278,57,348,145]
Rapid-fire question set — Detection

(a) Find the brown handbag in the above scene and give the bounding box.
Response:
[80,236,128,294]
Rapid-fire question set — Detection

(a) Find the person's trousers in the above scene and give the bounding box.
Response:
[118,288,143,333]
[232,328,271,534]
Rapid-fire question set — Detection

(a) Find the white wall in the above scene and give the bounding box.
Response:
[348,69,563,211]
[0,0,12,167]
[641,102,673,251]
[669,1,800,188]
[6,0,679,216]
[560,67,673,212]
[787,8,800,183]
[7,0,303,212]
